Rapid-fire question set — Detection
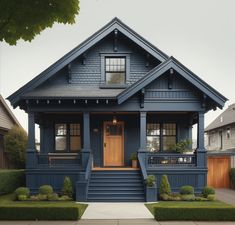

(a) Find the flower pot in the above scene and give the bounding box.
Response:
[146,184,157,202]
[132,159,138,168]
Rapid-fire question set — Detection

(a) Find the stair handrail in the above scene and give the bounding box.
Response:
[138,152,147,181]
[85,152,93,181]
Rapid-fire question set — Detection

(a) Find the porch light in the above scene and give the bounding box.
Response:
[112,116,117,125]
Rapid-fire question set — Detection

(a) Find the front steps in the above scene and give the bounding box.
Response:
[87,170,145,202]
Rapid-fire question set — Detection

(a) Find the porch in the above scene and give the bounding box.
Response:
[27,111,205,170]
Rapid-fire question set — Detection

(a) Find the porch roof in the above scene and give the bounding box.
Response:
[22,85,124,99]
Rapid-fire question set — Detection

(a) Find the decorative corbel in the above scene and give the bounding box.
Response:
[168,68,174,89]
[82,53,86,65]
[114,29,118,52]
[140,88,145,108]
[202,94,207,108]
[146,53,150,67]
[68,63,72,83]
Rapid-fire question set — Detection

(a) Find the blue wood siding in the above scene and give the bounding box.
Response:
[145,71,200,101]
[147,170,207,193]
[70,35,160,85]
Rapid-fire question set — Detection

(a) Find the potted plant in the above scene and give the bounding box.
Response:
[146,175,157,202]
[130,153,138,168]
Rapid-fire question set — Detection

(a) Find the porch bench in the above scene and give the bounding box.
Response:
[48,153,79,166]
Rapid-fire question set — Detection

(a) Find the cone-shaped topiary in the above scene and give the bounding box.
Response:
[61,176,73,198]
[159,175,171,195]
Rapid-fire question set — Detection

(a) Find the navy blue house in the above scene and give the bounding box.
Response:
[8,18,227,202]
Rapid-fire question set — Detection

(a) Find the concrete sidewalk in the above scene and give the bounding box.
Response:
[216,188,235,206]
[81,203,154,219]
[0,220,235,225]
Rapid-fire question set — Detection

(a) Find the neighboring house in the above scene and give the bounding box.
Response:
[0,95,21,169]
[8,18,227,202]
[205,103,235,188]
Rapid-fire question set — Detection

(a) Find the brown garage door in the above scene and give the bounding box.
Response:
[207,156,230,188]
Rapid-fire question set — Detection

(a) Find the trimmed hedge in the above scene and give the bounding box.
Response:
[230,168,235,188]
[0,206,81,220]
[0,170,25,195]
[154,206,235,221]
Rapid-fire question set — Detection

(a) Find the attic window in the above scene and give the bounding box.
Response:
[105,57,126,84]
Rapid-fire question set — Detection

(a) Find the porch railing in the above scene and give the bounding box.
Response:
[147,152,196,168]
[37,152,82,167]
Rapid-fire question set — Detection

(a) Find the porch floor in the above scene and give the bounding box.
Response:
[92,167,139,171]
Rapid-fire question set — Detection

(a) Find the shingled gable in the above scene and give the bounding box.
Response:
[7,17,168,107]
[117,56,228,108]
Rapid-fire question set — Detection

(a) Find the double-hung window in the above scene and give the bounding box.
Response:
[162,123,176,151]
[105,57,126,84]
[147,123,160,152]
[55,123,81,152]
[147,122,177,152]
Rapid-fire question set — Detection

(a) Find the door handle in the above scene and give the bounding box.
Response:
[104,143,106,148]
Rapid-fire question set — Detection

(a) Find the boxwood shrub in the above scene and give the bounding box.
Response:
[0,170,25,195]
[154,206,235,221]
[39,185,53,195]
[180,185,194,195]
[202,186,215,198]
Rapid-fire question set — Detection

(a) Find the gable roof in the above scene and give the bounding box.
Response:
[117,56,228,108]
[205,103,235,132]
[7,17,168,107]
[0,95,21,130]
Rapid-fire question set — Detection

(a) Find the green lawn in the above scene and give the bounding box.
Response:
[0,194,88,220]
[146,201,235,221]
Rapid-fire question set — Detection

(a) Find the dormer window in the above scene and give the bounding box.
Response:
[100,53,130,88]
[105,57,126,84]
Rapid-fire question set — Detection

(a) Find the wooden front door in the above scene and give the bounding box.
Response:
[103,121,124,166]
[207,156,230,188]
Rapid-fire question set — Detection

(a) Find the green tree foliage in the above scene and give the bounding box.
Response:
[0,0,80,45]
[159,174,171,195]
[4,126,27,168]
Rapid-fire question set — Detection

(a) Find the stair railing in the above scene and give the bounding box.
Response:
[138,152,147,181]
[85,153,93,181]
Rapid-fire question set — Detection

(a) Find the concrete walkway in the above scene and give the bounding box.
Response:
[81,203,154,219]
[216,188,235,206]
[0,220,235,225]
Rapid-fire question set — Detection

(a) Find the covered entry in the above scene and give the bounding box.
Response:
[103,121,124,166]
[207,156,231,188]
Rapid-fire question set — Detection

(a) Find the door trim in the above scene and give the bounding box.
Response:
[103,121,124,167]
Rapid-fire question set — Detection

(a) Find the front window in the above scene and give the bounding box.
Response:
[147,123,160,152]
[162,123,176,151]
[105,57,125,84]
[147,123,177,152]
[55,123,81,152]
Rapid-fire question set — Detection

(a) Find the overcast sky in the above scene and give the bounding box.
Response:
[0,0,234,137]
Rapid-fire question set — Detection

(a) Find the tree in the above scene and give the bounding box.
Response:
[4,126,28,168]
[0,0,80,45]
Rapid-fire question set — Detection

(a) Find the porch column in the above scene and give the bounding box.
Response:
[139,111,147,151]
[82,112,91,168]
[26,112,37,168]
[197,112,207,187]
